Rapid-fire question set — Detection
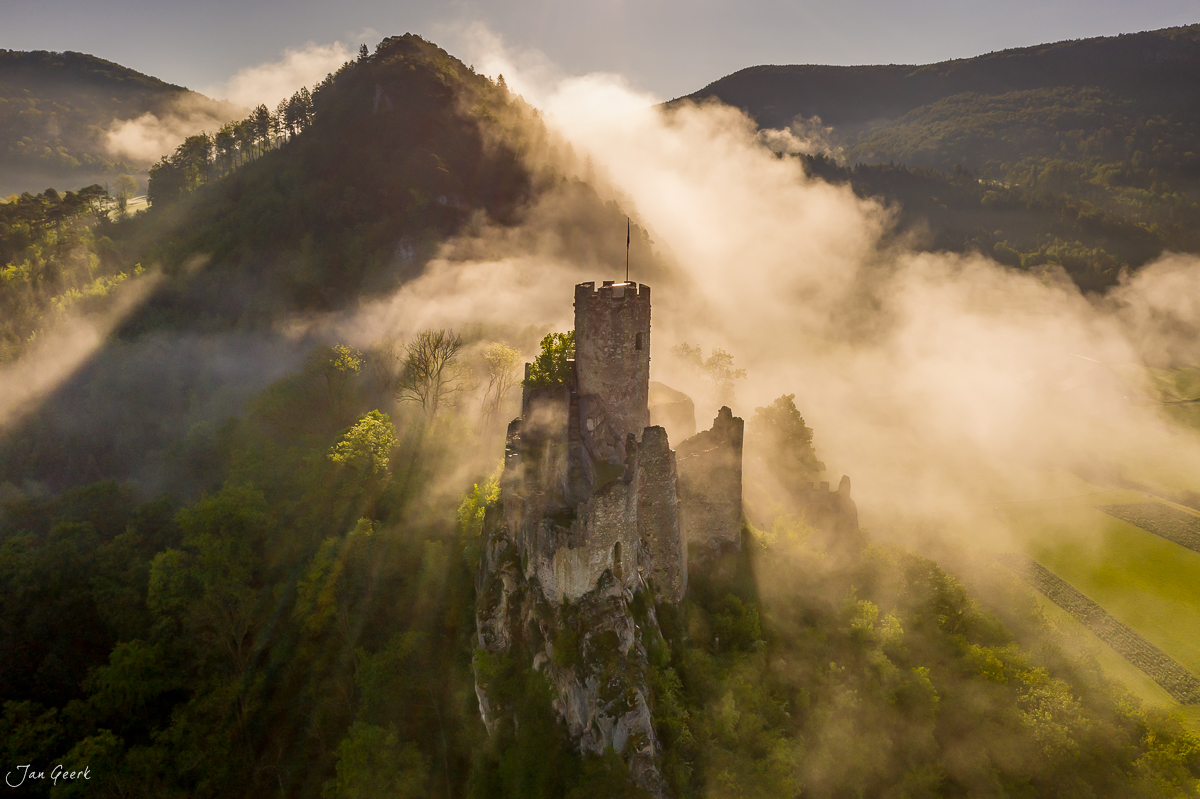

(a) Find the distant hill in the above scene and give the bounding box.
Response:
[677,25,1199,136]
[676,25,1200,289]
[0,50,240,195]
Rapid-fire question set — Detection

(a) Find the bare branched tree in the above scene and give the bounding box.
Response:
[397,329,464,418]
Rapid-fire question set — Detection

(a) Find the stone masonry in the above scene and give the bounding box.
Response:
[497,281,689,603]
[676,406,745,555]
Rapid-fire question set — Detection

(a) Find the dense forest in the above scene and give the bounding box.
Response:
[678,25,1200,290]
[2,30,1200,799]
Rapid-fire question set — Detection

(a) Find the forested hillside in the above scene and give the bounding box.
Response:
[0,50,238,195]
[677,25,1200,290]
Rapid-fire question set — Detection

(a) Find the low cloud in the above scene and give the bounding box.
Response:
[758,116,843,159]
[105,95,239,163]
[104,42,354,165]
[203,42,355,110]
[0,272,161,431]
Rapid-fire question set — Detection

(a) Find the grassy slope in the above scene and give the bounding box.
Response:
[1003,494,1200,714]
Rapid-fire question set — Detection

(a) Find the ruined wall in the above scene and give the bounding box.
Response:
[528,428,684,604]
[511,382,574,519]
[574,281,651,452]
[635,426,686,602]
[533,479,641,602]
[795,475,861,549]
[677,407,745,555]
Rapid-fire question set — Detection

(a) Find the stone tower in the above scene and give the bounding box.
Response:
[574,281,651,450]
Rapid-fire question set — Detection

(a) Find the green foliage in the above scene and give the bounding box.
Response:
[329,410,397,474]
[457,468,500,538]
[324,723,429,799]
[0,185,149,359]
[148,81,322,207]
[649,534,1200,798]
[748,393,825,483]
[565,750,653,799]
[525,330,575,387]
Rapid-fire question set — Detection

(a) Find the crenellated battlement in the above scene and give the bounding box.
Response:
[574,280,651,303]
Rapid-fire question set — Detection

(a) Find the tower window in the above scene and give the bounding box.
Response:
[635,332,643,351]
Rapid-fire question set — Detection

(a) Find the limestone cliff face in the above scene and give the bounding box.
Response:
[475,507,667,795]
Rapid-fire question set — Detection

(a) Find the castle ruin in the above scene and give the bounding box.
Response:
[498,280,740,603]
[475,280,857,795]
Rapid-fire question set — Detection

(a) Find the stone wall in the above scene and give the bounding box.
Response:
[527,426,685,603]
[533,479,640,602]
[795,475,859,542]
[635,426,686,602]
[574,281,651,451]
[677,407,745,555]
[511,382,574,518]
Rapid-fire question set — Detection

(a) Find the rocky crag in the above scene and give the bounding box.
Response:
[473,280,745,794]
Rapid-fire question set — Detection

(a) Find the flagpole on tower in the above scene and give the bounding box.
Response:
[625,217,630,283]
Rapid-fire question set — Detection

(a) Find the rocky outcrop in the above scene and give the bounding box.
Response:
[475,504,668,796]
[474,281,747,796]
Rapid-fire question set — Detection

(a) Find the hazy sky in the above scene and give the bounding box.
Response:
[3,0,1197,99]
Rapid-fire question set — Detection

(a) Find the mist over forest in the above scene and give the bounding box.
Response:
[2,25,1200,799]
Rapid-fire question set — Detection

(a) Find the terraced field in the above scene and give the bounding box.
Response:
[1000,489,1200,717]
[1097,502,1200,554]
[999,553,1200,702]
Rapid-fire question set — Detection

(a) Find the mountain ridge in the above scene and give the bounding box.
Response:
[676,24,1200,130]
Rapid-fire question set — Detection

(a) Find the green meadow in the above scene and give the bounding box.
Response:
[1002,489,1200,724]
